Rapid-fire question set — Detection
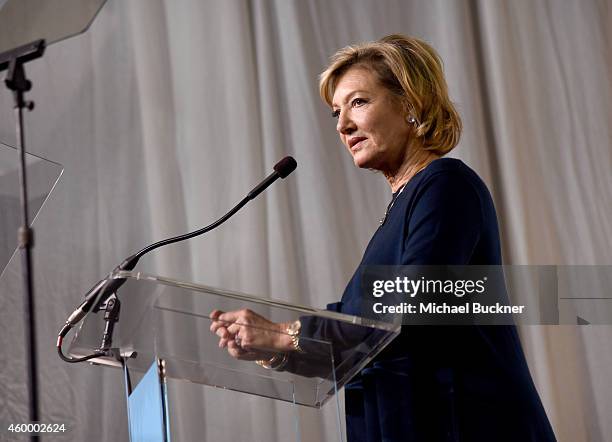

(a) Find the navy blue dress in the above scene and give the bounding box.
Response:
[330,158,556,441]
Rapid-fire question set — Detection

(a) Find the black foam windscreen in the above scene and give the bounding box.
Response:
[273,156,297,178]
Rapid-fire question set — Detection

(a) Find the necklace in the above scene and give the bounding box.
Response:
[379,182,408,225]
[379,162,430,226]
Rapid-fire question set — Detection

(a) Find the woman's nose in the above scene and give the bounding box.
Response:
[336,110,356,135]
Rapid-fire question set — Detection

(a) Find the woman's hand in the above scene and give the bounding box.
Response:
[209,309,294,360]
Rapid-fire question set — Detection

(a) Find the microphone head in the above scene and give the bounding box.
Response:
[273,156,297,178]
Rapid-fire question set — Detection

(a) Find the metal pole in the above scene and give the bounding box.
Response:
[2,40,46,442]
[14,64,39,441]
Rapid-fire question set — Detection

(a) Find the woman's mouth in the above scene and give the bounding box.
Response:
[349,137,367,151]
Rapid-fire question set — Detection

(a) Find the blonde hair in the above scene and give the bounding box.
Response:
[319,34,462,155]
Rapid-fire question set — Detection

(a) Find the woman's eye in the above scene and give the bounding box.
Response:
[332,98,366,118]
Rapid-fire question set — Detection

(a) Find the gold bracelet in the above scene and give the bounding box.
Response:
[255,353,288,370]
[285,320,303,353]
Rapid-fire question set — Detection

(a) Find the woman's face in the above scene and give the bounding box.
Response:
[332,66,412,173]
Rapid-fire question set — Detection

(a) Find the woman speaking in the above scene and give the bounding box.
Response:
[211,34,556,441]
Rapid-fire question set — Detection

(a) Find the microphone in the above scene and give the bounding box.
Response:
[58,156,297,361]
[247,156,297,200]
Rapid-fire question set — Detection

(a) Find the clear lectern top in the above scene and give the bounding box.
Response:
[69,270,401,408]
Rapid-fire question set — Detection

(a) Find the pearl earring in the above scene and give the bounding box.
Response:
[407,116,416,124]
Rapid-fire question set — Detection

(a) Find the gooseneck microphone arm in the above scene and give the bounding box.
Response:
[57,156,297,363]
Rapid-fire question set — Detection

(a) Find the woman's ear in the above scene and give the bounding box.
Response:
[400,100,417,125]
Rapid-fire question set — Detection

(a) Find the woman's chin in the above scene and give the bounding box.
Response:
[351,151,366,167]
[352,152,375,170]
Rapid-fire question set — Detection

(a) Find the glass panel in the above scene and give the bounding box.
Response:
[69,271,400,408]
[0,142,63,278]
[0,0,107,54]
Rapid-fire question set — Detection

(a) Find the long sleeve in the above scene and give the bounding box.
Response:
[402,170,484,265]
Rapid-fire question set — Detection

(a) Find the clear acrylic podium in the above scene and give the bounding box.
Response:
[68,270,401,441]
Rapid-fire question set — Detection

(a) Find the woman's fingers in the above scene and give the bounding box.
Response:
[227,340,251,358]
[217,310,243,323]
[210,309,235,335]
[226,323,241,336]
[227,339,245,353]
[209,308,286,356]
